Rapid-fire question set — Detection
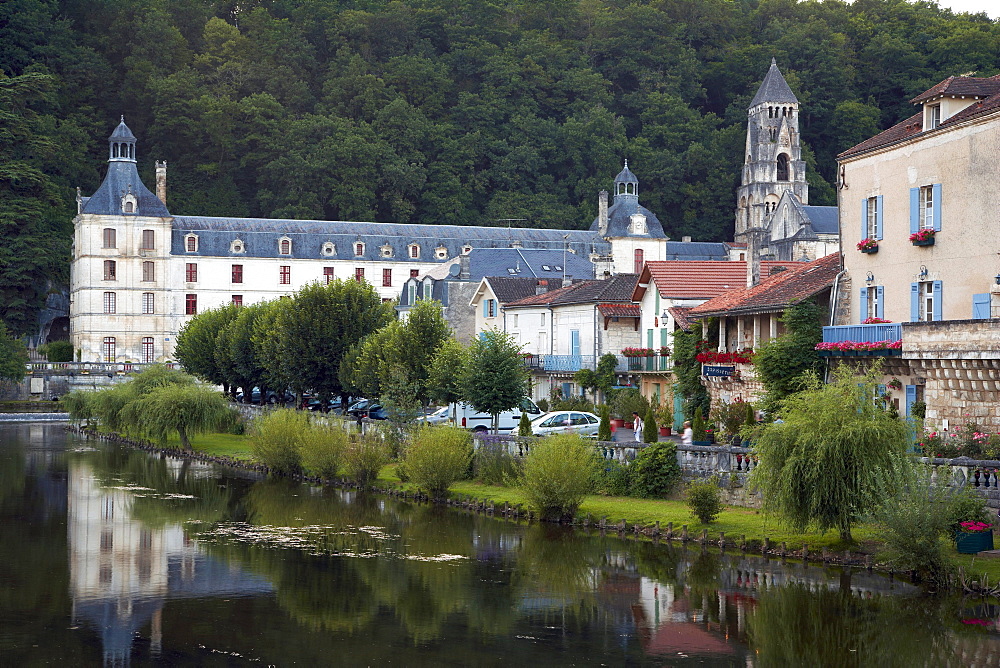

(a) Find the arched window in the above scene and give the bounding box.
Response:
[776,153,789,181]
[279,238,291,255]
[124,201,133,213]
[185,234,198,252]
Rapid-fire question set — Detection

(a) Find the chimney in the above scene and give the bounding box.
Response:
[598,190,609,236]
[746,229,761,288]
[155,161,167,205]
[682,236,691,243]
[459,253,470,280]
[535,279,548,295]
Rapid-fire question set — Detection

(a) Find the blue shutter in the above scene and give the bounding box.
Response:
[932,281,942,321]
[861,287,868,321]
[561,382,571,399]
[932,183,942,231]
[479,331,487,341]
[875,195,884,240]
[905,385,917,417]
[647,328,654,348]
[973,293,991,320]
[571,330,580,357]
[876,285,884,319]
[909,188,920,234]
[861,198,868,240]
[482,299,488,317]
[910,283,920,322]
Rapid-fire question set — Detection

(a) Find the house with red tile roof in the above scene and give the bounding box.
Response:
[836,72,1000,429]
[686,253,840,408]
[629,259,806,414]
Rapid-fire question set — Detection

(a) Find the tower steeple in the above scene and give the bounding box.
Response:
[734,60,808,242]
[613,160,639,201]
[108,116,137,163]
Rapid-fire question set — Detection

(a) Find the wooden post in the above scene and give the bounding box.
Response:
[701,529,708,544]
[740,534,746,551]
[762,537,770,555]
[653,521,660,537]
[719,532,726,550]
[681,525,689,541]
[779,542,787,557]
[666,522,674,539]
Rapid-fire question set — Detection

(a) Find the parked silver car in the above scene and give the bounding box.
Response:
[509,411,601,438]
[416,406,452,425]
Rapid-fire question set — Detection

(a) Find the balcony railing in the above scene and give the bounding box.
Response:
[25,362,179,375]
[524,354,670,373]
[822,323,902,344]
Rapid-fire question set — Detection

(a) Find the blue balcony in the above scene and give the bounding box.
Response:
[822,323,902,344]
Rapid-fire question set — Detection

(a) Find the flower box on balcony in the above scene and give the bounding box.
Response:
[912,237,935,247]
[860,246,878,254]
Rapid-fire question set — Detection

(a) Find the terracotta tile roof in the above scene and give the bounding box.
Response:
[841,74,1000,159]
[598,303,640,318]
[632,261,805,301]
[668,306,694,331]
[688,253,840,318]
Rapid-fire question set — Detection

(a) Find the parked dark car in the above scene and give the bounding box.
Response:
[235,388,294,404]
[365,404,388,420]
[304,396,346,412]
[345,399,374,416]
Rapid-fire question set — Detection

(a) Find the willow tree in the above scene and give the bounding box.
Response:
[121,383,234,450]
[749,365,909,542]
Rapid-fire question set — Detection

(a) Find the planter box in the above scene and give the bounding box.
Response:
[659,426,671,437]
[610,419,625,429]
[956,531,994,554]
[912,237,935,247]
[692,440,712,446]
[860,246,878,254]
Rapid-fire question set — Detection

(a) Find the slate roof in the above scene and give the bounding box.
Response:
[487,277,558,304]
[800,205,839,234]
[663,241,730,261]
[632,260,806,301]
[466,247,594,281]
[750,59,798,107]
[841,75,1000,159]
[688,253,840,318]
[598,303,641,318]
[506,273,638,308]
[589,196,667,239]
[170,216,608,262]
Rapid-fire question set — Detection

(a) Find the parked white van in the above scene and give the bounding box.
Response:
[450,398,542,432]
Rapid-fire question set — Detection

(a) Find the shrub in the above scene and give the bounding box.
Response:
[611,388,649,421]
[597,404,611,441]
[250,409,306,474]
[643,406,658,444]
[692,406,706,442]
[343,432,392,487]
[536,398,549,413]
[520,433,599,520]
[594,459,634,496]
[300,421,349,479]
[38,340,73,362]
[686,477,723,524]
[551,395,595,413]
[518,412,532,437]
[403,426,473,497]
[631,442,681,499]
[472,435,521,485]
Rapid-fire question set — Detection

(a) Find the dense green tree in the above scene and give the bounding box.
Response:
[0,322,29,381]
[174,303,241,391]
[460,329,529,433]
[753,300,825,416]
[426,337,469,421]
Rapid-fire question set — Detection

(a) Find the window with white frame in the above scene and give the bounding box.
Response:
[927,103,941,130]
[104,260,116,281]
[323,267,334,284]
[142,292,154,314]
[279,265,290,284]
[186,263,198,282]
[919,186,935,229]
[408,244,420,259]
[919,281,934,322]
[423,280,431,299]
[185,234,198,252]
[866,286,879,320]
[185,293,197,315]
[354,242,365,256]
[866,196,878,238]
[140,229,155,251]
[383,268,392,287]
[103,228,117,248]
[103,292,116,314]
[279,237,291,255]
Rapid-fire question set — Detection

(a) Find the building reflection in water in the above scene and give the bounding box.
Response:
[67,459,272,666]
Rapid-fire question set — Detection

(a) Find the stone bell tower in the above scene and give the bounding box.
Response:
[735,59,808,242]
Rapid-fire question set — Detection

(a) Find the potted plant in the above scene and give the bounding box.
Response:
[956,521,994,554]
[654,396,673,437]
[887,378,902,391]
[692,406,710,445]
[857,238,878,253]
[910,228,936,246]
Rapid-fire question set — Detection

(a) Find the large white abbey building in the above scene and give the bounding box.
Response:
[69,121,687,363]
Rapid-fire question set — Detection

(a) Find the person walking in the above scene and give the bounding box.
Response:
[632,411,643,442]
[681,420,693,446]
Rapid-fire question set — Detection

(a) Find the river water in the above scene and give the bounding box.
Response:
[2,422,999,666]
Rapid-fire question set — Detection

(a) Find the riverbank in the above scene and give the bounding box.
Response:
[66,425,1000,584]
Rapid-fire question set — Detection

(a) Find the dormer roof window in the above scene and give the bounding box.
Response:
[185,234,198,252]
[278,236,292,255]
[381,244,394,258]
[321,241,335,256]
[230,239,245,254]
[630,213,647,235]
[121,188,138,214]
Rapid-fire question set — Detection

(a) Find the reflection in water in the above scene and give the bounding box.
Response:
[3,423,1000,666]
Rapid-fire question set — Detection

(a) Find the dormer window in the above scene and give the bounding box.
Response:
[926,103,941,130]
[462,245,472,255]
[230,239,245,253]
[408,244,420,259]
[185,234,198,252]
[321,242,335,256]
[629,214,647,235]
[121,192,137,214]
[435,246,448,259]
[278,237,292,255]
[381,244,394,258]
[354,242,365,257]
